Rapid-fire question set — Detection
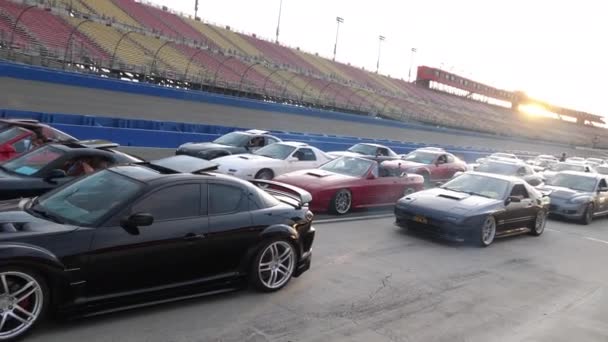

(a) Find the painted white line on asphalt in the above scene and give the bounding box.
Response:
[584,237,608,245]
[315,213,394,224]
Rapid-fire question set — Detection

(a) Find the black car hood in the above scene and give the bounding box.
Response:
[398,188,501,215]
[0,199,78,239]
[0,169,26,181]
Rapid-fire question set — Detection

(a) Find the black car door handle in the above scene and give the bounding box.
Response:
[183,233,205,241]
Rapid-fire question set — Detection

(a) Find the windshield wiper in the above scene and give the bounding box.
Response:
[466,191,491,198]
[29,206,65,224]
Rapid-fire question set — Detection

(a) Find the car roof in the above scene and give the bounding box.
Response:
[559,170,603,179]
[417,147,445,152]
[484,159,527,166]
[279,141,311,148]
[356,143,388,148]
[466,171,523,183]
[243,129,270,135]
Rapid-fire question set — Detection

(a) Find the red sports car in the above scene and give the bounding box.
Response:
[274,156,424,214]
[399,148,467,185]
[0,119,75,161]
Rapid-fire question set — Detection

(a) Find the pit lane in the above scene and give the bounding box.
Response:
[30,214,608,342]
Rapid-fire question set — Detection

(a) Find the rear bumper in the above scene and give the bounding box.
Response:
[395,207,471,241]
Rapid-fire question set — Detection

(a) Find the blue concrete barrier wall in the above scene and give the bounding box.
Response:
[1,108,503,161]
[0,61,570,151]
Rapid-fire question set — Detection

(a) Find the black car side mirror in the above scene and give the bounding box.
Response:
[44,169,67,183]
[505,196,522,205]
[120,213,154,235]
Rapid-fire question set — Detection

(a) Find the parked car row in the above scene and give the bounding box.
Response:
[0,124,605,341]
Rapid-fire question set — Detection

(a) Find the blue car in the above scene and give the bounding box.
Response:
[542,171,608,224]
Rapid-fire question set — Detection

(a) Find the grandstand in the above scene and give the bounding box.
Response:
[0,0,605,149]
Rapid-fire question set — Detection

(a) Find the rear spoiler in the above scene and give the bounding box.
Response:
[538,189,553,197]
[250,180,312,209]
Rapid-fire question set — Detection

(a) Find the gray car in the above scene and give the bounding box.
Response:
[542,171,608,224]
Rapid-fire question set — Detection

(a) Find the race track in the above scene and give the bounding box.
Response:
[28,215,608,342]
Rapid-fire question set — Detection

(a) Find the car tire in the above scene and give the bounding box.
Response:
[476,216,496,247]
[255,169,274,180]
[581,203,594,225]
[250,239,297,292]
[529,209,547,236]
[330,189,352,215]
[0,267,49,341]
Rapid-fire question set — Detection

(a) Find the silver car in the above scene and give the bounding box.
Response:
[542,171,608,224]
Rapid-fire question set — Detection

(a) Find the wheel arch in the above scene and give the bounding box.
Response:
[237,225,299,274]
[0,246,71,307]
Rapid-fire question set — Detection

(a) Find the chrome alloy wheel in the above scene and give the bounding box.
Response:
[335,190,352,214]
[481,216,496,246]
[0,272,43,340]
[535,211,546,234]
[258,241,295,290]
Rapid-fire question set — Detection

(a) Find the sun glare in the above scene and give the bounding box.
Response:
[518,104,556,118]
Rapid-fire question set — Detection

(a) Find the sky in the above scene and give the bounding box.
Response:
[148,0,608,115]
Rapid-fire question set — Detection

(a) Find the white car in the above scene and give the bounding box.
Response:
[328,143,399,159]
[215,142,332,180]
[475,152,519,164]
[566,157,585,163]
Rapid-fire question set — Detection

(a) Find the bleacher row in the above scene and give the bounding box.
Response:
[0,0,604,148]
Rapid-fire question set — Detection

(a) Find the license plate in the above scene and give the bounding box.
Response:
[413,215,428,224]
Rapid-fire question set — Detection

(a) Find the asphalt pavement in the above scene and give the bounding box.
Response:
[29,215,608,342]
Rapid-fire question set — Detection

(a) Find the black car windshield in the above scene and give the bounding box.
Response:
[549,163,585,172]
[547,174,597,192]
[320,157,374,177]
[347,144,387,156]
[403,151,436,164]
[2,145,65,176]
[33,170,143,226]
[212,132,250,147]
[476,162,521,176]
[596,166,608,175]
[441,173,510,200]
[0,127,28,143]
[254,144,296,160]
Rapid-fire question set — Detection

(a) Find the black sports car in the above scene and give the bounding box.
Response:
[0,140,143,200]
[395,172,549,247]
[541,171,608,224]
[176,129,282,160]
[0,155,314,340]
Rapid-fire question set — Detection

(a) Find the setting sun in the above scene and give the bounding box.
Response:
[518,104,557,119]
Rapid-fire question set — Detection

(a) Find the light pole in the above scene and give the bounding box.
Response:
[275,0,283,43]
[408,47,417,82]
[194,0,199,19]
[332,16,344,61]
[376,35,385,73]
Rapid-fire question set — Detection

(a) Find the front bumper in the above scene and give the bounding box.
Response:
[294,226,315,277]
[548,199,585,219]
[395,206,472,241]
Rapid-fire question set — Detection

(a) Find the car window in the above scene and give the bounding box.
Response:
[248,136,265,148]
[265,137,279,146]
[0,127,28,143]
[599,179,607,188]
[209,183,247,215]
[446,154,455,163]
[377,148,388,156]
[437,154,448,164]
[3,145,66,176]
[294,148,316,161]
[133,184,200,221]
[510,184,529,198]
[11,136,32,153]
